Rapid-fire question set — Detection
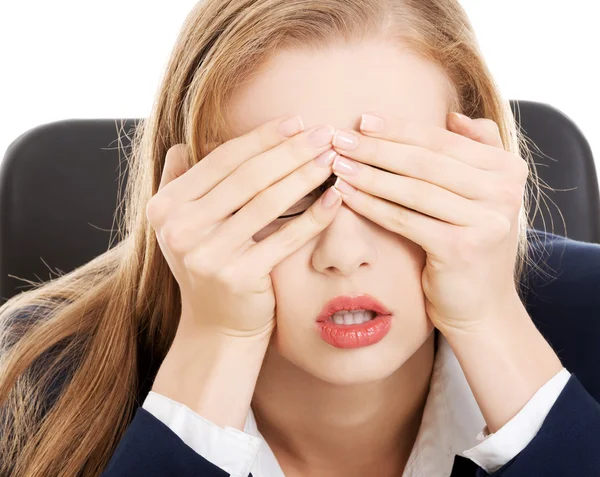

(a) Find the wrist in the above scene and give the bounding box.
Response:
[440,297,563,434]
[152,323,271,430]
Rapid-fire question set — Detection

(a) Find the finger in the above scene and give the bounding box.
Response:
[203,151,337,257]
[195,125,336,223]
[448,114,504,149]
[447,114,529,181]
[158,144,192,192]
[333,161,481,226]
[241,185,342,276]
[333,182,449,255]
[349,111,506,171]
[160,114,305,202]
[330,136,492,200]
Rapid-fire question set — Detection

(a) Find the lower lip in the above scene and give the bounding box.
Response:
[316,314,392,349]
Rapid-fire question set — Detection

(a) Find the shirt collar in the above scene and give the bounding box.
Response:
[242,333,486,477]
[402,332,486,476]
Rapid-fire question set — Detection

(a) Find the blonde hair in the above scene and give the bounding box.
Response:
[0,1,549,475]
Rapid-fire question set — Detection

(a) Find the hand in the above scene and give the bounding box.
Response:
[329,111,529,334]
[146,116,342,340]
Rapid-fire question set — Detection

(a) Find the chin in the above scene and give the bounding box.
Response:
[272,325,433,386]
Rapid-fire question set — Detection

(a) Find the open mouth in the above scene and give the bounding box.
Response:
[328,309,377,325]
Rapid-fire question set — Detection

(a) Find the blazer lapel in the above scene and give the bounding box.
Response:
[449,454,479,477]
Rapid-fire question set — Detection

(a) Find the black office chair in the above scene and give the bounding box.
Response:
[1,100,599,305]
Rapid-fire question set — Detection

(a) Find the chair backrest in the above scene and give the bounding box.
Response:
[1,100,599,305]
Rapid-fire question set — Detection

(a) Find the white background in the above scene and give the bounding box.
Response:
[1,1,598,189]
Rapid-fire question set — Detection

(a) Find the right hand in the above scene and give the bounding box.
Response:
[146,116,343,341]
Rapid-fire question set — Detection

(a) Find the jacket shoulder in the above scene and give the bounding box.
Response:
[525,228,600,401]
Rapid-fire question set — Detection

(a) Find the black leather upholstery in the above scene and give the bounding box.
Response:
[0,101,598,305]
[511,100,600,241]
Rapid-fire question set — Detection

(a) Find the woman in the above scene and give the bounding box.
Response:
[1,0,599,476]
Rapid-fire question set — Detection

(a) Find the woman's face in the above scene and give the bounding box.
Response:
[226,38,454,385]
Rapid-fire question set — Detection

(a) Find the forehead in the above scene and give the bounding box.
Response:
[226,38,454,136]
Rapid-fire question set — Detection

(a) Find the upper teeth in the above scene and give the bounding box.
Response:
[331,309,376,325]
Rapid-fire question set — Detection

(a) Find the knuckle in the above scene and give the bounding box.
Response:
[257,125,275,152]
[165,144,186,164]
[361,169,378,192]
[292,130,317,161]
[366,136,381,163]
[163,144,190,174]
[448,216,508,263]
[215,266,247,294]
[515,158,530,181]
[488,213,512,237]
[399,183,418,210]
[450,232,481,263]
[428,129,450,153]
[498,181,524,206]
[453,215,509,261]
[270,219,300,251]
[161,221,189,254]
[146,196,170,225]
[304,204,325,229]
[209,142,235,172]
[279,223,303,249]
[242,121,272,155]
[407,150,434,179]
[280,138,299,163]
[184,250,217,278]
[463,233,484,256]
[298,161,318,181]
[389,207,409,231]
[254,189,277,219]
[214,265,235,285]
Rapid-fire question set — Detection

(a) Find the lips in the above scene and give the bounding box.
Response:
[317,315,392,349]
[316,294,392,322]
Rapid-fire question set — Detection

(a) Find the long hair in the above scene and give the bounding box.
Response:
[0,1,551,475]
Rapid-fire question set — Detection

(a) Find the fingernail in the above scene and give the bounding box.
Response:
[308,125,336,147]
[333,130,359,150]
[361,113,385,133]
[333,156,359,175]
[451,112,471,122]
[278,115,305,137]
[334,177,357,196]
[315,149,338,168]
[321,186,342,208]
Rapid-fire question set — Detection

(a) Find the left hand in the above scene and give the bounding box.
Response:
[330,111,530,334]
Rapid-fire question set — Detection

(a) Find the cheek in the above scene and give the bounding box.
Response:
[269,251,309,316]
[268,254,319,351]
[396,233,427,266]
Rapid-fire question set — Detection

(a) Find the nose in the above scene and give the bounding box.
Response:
[311,205,378,277]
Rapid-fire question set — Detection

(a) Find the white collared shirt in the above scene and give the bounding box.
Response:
[143,333,570,477]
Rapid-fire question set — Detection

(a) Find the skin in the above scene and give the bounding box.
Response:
[224,37,454,476]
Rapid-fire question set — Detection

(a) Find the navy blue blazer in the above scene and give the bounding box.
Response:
[7,228,600,477]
